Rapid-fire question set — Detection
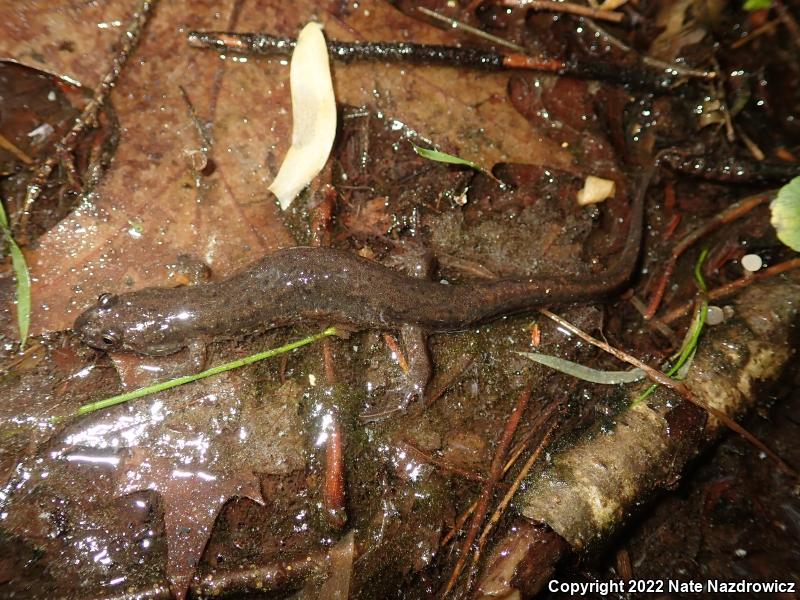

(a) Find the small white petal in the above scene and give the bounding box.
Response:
[269,22,337,210]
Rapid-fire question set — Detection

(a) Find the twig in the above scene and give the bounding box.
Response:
[644,190,775,319]
[582,19,715,80]
[187,31,665,88]
[730,18,781,50]
[539,309,798,478]
[18,0,158,227]
[0,133,33,164]
[416,6,526,52]
[499,0,625,23]
[441,499,479,548]
[471,420,558,574]
[442,385,531,597]
[382,333,409,374]
[323,420,347,529]
[661,257,800,325]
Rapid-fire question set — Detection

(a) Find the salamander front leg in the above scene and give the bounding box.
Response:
[400,324,432,406]
[360,325,432,422]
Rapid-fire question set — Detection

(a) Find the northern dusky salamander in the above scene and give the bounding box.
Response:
[74,174,646,409]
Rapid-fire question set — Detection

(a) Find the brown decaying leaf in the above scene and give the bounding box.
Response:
[0,0,571,336]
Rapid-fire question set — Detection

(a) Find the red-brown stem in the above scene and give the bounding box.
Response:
[382,333,409,374]
[310,183,336,248]
[322,339,336,385]
[661,257,800,325]
[324,420,347,529]
[644,190,774,319]
[441,385,532,596]
[502,54,567,71]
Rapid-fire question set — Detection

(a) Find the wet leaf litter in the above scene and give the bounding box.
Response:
[0,1,796,600]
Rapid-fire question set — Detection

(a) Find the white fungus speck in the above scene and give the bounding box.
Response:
[706,305,725,325]
[741,253,763,272]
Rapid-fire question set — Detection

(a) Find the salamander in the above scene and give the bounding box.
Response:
[74,175,646,409]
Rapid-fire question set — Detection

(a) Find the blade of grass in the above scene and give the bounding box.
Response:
[0,199,31,349]
[411,143,504,186]
[70,326,337,418]
[517,351,645,384]
[634,248,710,404]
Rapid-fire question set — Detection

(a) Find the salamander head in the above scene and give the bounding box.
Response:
[74,291,188,355]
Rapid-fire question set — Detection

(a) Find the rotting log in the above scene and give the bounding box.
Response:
[476,275,800,598]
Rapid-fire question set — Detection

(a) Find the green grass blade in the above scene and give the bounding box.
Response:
[517,351,645,385]
[0,200,31,349]
[411,144,483,170]
[411,143,504,186]
[72,326,337,417]
[634,250,710,405]
[743,0,772,10]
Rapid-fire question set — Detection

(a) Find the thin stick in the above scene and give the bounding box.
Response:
[187,31,662,87]
[441,499,479,548]
[539,309,797,478]
[18,0,158,226]
[730,18,781,50]
[442,385,531,597]
[582,18,715,79]
[644,190,775,319]
[661,257,800,325]
[0,133,33,164]
[499,0,625,23]
[425,354,475,407]
[416,6,526,52]
[471,420,558,573]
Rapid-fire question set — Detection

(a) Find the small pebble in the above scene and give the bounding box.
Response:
[741,253,763,272]
[706,305,725,325]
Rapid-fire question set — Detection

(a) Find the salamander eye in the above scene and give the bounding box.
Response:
[99,328,122,349]
[97,293,116,307]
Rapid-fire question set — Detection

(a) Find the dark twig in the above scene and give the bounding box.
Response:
[187,31,668,88]
[18,0,158,227]
[425,353,475,407]
[774,0,800,48]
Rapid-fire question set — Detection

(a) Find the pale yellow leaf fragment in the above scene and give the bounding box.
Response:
[268,22,337,210]
[576,175,616,206]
